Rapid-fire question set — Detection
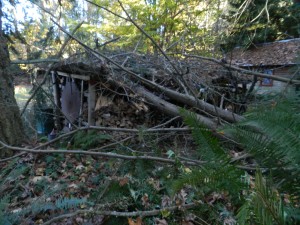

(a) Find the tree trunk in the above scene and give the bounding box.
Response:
[0,0,24,155]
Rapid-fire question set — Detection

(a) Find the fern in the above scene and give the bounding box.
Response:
[55,197,88,210]
[0,196,11,225]
[180,109,227,163]
[172,109,245,200]
[237,170,286,225]
[73,130,111,150]
[225,94,300,197]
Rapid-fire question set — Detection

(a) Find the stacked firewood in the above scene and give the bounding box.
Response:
[93,94,150,128]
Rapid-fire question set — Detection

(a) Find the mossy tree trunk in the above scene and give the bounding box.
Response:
[0,0,24,156]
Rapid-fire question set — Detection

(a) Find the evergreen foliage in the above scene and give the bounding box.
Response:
[226,94,300,197]
[171,109,245,223]
[225,0,300,49]
[176,109,244,191]
[236,170,297,225]
[73,130,111,150]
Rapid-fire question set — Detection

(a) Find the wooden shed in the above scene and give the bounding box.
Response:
[50,56,109,130]
[228,38,300,94]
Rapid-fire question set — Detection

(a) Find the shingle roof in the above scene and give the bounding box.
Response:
[228,38,300,67]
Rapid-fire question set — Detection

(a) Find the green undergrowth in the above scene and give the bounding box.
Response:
[0,94,299,224]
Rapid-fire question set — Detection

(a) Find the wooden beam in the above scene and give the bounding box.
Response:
[11,59,60,64]
[56,71,90,81]
[79,80,84,127]
[88,82,96,126]
[51,71,61,130]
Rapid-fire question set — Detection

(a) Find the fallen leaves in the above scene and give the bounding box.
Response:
[128,217,143,225]
[175,189,188,206]
[155,218,168,225]
[141,193,150,208]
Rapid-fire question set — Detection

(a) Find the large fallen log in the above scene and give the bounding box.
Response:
[133,86,218,129]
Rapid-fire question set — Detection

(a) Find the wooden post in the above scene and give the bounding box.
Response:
[79,80,84,127]
[219,94,225,109]
[51,71,61,130]
[88,81,96,126]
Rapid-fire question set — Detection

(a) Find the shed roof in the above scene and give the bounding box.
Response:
[228,38,300,67]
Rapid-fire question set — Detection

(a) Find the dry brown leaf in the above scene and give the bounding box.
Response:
[182,213,196,225]
[181,221,194,225]
[35,167,45,176]
[95,95,112,111]
[147,178,160,190]
[223,217,236,225]
[31,176,51,184]
[68,183,79,189]
[161,195,172,208]
[128,217,142,225]
[175,189,188,206]
[75,164,85,170]
[119,177,129,186]
[155,218,168,225]
[141,193,150,208]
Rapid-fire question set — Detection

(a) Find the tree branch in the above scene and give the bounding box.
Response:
[42,203,197,225]
[20,21,84,116]
[11,59,60,64]
[0,139,204,166]
[51,19,243,124]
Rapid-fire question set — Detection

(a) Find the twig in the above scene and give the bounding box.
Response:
[0,139,204,166]
[98,37,121,48]
[51,19,242,123]
[117,0,192,94]
[33,126,191,150]
[86,0,191,94]
[20,21,84,116]
[283,67,300,93]
[11,59,60,64]
[117,1,180,74]
[42,202,197,225]
[97,162,123,200]
[151,116,181,129]
[29,0,57,19]
[0,152,26,163]
[230,153,251,163]
[84,0,129,21]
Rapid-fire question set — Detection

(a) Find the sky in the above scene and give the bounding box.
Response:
[3,0,40,31]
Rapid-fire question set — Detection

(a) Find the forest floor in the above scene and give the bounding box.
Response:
[5,74,208,225]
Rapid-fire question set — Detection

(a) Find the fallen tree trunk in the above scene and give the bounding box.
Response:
[133,86,218,129]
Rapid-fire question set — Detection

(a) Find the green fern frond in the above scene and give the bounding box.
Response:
[237,170,286,225]
[30,202,56,214]
[73,130,111,150]
[180,109,229,163]
[172,165,243,196]
[225,94,300,196]
[0,196,10,213]
[172,109,245,199]
[0,196,11,225]
[55,197,88,210]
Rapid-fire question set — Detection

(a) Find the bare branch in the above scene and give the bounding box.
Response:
[42,203,197,225]
[84,0,129,21]
[51,19,243,124]
[0,152,26,162]
[0,139,204,166]
[11,59,60,64]
[20,21,85,116]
